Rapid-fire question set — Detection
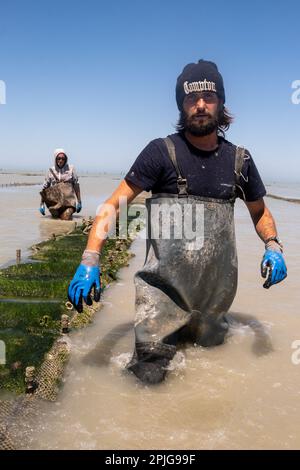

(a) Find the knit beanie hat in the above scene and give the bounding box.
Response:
[176,59,225,110]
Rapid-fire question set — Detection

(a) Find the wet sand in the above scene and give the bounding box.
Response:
[1,175,300,449]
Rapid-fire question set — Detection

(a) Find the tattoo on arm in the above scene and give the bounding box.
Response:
[254,207,278,242]
[246,200,278,243]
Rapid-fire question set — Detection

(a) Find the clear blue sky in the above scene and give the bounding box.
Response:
[0,0,299,181]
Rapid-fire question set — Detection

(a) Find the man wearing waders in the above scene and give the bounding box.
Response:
[68,60,287,385]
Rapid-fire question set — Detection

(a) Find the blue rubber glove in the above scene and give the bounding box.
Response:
[68,250,101,312]
[39,204,45,216]
[261,249,287,289]
[76,202,82,213]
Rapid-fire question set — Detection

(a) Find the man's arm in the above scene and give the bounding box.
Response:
[39,171,51,214]
[73,181,82,212]
[245,198,278,244]
[72,168,81,202]
[74,181,81,202]
[68,179,143,311]
[86,178,142,253]
[42,171,51,191]
[245,197,287,289]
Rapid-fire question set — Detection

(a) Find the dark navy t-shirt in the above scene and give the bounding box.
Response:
[125,133,266,202]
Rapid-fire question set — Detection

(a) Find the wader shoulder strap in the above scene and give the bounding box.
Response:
[163,137,188,197]
[234,146,246,200]
[49,168,59,183]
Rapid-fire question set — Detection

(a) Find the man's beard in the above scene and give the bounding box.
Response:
[180,110,218,136]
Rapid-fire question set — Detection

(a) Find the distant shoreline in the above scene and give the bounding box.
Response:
[0,173,123,189]
[0,171,124,177]
[266,193,300,204]
[1,174,299,204]
[0,182,42,188]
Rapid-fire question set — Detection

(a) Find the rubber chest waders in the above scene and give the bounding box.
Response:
[127,137,245,382]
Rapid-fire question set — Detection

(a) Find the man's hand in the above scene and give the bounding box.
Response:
[39,204,45,216]
[68,250,101,312]
[261,248,287,289]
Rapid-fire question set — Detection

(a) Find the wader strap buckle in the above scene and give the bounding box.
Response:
[177,177,188,196]
[164,137,188,197]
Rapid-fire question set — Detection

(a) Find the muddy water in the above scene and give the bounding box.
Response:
[1,175,300,449]
[0,174,121,266]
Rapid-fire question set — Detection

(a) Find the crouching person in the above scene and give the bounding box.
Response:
[39,148,82,220]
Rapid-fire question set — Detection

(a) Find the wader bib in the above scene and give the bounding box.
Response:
[127,137,245,383]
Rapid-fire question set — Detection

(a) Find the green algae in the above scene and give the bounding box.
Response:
[0,222,135,394]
